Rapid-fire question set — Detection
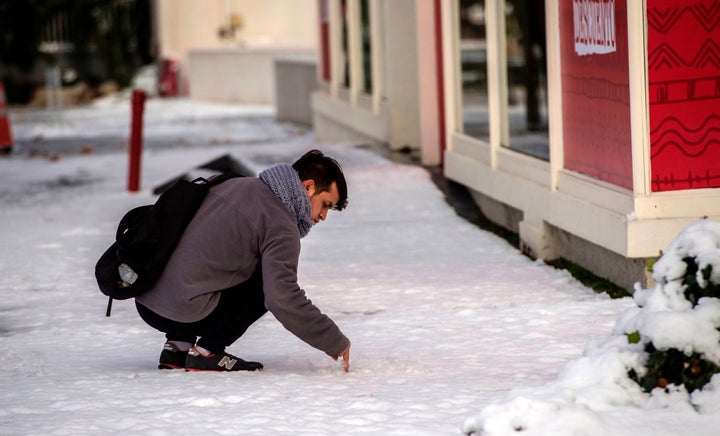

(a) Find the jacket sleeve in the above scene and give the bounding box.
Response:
[260,230,349,357]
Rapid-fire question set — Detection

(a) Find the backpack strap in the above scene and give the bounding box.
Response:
[116,205,152,242]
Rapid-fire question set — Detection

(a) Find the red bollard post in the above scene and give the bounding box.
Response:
[0,82,13,154]
[128,89,146,192]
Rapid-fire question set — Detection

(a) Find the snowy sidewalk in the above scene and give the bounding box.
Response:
[0,99,716,435]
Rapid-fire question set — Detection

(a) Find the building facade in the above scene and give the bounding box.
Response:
[311,0,720,290]
[154,0,318,101]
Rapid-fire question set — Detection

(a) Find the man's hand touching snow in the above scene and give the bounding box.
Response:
[333,342,351,372]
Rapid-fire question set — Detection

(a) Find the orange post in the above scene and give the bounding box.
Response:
[128,89,146,192]
[0,82,13,154]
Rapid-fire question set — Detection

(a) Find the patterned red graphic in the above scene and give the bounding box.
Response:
[560,0,633,190]
[648,0,720,191]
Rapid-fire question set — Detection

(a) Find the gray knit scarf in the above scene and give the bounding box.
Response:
[259,164,313,238]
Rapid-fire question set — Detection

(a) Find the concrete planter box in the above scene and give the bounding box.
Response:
[188,47,316,104]
[274,55,317,126]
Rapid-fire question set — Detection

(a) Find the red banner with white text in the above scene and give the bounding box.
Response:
[560,0,633,190]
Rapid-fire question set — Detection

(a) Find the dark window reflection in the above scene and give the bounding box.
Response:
[504,0,549,160]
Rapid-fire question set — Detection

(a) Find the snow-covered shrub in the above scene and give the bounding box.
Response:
[625,221,720,394]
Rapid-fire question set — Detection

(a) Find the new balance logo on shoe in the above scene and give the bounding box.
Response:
[184,346,264,372]
[218,356,238,370]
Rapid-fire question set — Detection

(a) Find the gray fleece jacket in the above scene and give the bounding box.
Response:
[135,177,349,357]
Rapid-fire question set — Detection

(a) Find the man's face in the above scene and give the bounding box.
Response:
[303,180,339,225]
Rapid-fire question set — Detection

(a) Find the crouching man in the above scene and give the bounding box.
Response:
[135,150,351,372]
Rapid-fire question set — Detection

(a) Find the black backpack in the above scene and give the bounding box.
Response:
[95,173,242,316]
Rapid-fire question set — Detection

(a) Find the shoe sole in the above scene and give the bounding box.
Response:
[184,366,263,372]
[158,363,185,370]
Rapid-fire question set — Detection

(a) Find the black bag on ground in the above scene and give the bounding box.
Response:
[95,173,241,316]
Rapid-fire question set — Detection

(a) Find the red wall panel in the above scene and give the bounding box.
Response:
[560,0,633,190]
[648,0,720,191]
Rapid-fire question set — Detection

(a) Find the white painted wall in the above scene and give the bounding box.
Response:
[383,0,421,152]
[154,0,318,93]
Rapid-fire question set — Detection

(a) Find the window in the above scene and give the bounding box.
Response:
[456,0,549,160]
[459,0,489,142]
[338,0,372,96]
[340,0,350,88]
[503,0,549,160]
[360,0,372,93]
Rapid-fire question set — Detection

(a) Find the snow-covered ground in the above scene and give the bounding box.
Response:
[1,98,719,435]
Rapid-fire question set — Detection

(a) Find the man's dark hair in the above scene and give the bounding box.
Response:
[293,150,348,211]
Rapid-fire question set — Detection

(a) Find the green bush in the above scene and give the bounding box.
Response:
[628,257,720,393]
[629,344,718,393]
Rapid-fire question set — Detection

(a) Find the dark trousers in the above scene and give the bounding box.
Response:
[136,269,267,353]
